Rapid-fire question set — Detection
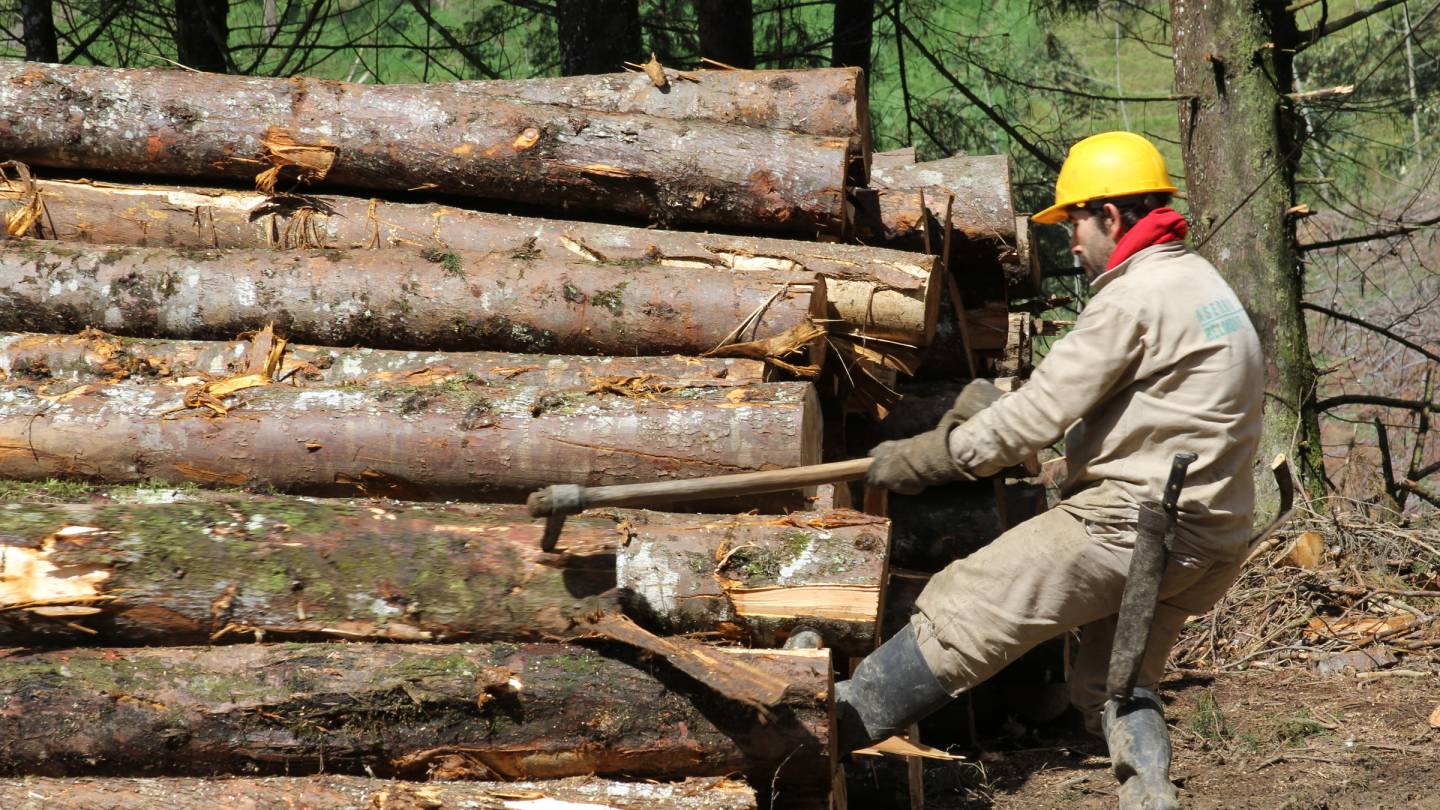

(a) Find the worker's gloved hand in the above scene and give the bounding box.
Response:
[949,378,1003,422]
[866,427,962,495]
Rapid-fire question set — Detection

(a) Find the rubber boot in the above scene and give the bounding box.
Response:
[1103,688,1180,810]
[833,624,952,753]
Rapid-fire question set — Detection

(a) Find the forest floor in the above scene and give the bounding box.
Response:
[847,511,1440,809]
[848,667,1437,809]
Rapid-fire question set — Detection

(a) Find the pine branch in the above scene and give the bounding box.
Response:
[1301,302,1440,364]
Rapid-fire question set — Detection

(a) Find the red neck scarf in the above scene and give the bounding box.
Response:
[1106,207,1189,270]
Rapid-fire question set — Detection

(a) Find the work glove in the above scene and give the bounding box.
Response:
[865,379,1001,494]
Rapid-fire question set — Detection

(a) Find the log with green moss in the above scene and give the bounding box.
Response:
[3,178,938,347]
[0,641,833,804]
[0,496,885,654]
[0,330,766,390]
[0,775,759,810]
[0,62,847,235]
[0,377,820,505]
[0,240,826,362]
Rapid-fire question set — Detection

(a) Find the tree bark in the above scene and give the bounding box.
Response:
[0,377,821,503]
[831,0,874,79]
[696,0,755,69]
[0,62,847,235]
[19,0,58,63]
[4,179,937,347]
[1172,0,1325,502]
[555,0,643,76]
[0,331,767,391]
[0,642,832,800]
[0,775,758,810]
[616,510,890,653]
[472,66,868,181]
[174,0,229,73]
[0,240,827,361]
[0,498,883,653]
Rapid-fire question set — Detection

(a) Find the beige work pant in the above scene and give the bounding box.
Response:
[909,507,1244,731]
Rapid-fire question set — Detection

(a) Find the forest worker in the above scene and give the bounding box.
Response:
[836,131,1264,809]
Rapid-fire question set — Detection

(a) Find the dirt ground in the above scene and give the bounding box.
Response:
[846,667,1438,809]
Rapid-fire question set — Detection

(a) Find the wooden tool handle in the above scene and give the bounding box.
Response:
[533,458,873,516]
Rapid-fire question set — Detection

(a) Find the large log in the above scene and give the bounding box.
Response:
[0,642,833,802]
[0,497,885,654]
[0,775,759,810]
[0,240,826,362]
[0,330,767,390]
[616,509,890,653]
[470,66,870,181]
[0,377,821,504]
[852,154,1039,300]
[3,178,938,347]
[0,62,847,235]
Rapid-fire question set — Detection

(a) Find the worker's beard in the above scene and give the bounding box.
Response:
[1076,227,1118,281]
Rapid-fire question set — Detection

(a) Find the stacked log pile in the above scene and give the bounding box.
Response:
[0,59,1039,807]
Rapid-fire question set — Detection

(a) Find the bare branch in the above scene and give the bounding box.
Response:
[1316,394,1440,413]
[1299,213,1440,251]
[407,0,501,79]
[889,13,1060,171]
[1296,0,1410,49]
[1301,302,1440,364]
[1397,479,1440,509]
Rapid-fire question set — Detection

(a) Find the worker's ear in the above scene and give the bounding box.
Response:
[1100,202,1125,241]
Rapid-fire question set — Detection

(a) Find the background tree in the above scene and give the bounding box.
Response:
[174,0,231,72]
[555,0,641,75]
[696,0,753,68]
[18,0,57,61]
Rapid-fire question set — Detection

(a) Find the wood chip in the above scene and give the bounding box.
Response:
[1428,703,1440,728]
[1284,530,1326,569]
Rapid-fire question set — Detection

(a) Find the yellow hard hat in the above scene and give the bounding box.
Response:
[1031,131,1179,224]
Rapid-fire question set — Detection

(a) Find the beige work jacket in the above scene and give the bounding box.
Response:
[948,241,1265,558]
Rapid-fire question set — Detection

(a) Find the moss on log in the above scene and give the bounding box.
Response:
[0,641,832,801]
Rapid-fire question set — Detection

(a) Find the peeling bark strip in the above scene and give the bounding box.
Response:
[0,63,847,234]
[0,642,832,798]
[0,775,759,810]
[0,497,881,652]
[0,331,766,390]
[3,179,939,346]
[617,510,889,654]
[0,240,826,360]
[0,378,821,503]
[467,66,870,182]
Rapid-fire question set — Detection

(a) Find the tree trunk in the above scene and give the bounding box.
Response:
[0,331,767,391]
[19,0,58,63]
[616,509,890,653]
[0,642,833,800]
[4,179,937,347]
[0,775,759,810]
[1172,0,1325,502]
[696,0,755,69]
[0,497,883,653]
[854,154,1033,301]
[173,0,229,73]
[831,0,874,79]
[0,240,827,361]
[0,63,847,235]
[555,0,643,76]
[0,377,821,504]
